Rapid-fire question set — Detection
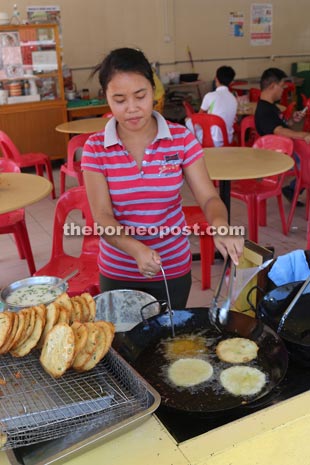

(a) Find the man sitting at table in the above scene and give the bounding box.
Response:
[255,67,310,205]
[186,66,237,146]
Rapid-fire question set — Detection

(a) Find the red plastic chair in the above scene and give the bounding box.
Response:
[60,133,91,195]
[280,82,296,107]
[240,115,259,147]
[233,119,241,146]
[0,159,36,275]
[301,94,310,132]
[287,139,310,247]
[229,81,248,96]
[249,88,261,102]
[182,100,196,118]
[33,186,100,296]
[231,135,294,243]
[281,101,296,123]
[182,206,214,290]
[0,130,56,199]
[190,113,230,147]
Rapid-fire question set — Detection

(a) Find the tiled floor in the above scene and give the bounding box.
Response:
[1,162,308,308]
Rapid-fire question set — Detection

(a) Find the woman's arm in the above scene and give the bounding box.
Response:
[83,170,161,275]
[184,157,244,264]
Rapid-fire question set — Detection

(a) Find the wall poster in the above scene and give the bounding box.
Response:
[229,12,244,37]
[26,6,62,45]
[250,3,272,46]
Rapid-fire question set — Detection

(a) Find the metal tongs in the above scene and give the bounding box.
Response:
[209,256,236,331]
[277,274,310,333]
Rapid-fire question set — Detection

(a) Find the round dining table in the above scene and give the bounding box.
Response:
[55,117,110,134]
[203,146,294,220]
[0,173,53,214]
[237,102,286,116]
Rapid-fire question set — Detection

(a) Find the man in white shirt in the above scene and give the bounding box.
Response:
[186,66,237,146]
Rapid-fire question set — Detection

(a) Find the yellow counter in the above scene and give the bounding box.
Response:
[2,390,310,465]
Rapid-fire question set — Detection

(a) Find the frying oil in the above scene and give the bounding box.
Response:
[135,330,268,403]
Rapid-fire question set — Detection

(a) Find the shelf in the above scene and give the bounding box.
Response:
[20,40,56,46]
[7,95,40,104]
[0,23,68,159]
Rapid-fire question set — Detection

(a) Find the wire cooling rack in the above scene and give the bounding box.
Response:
[0,348,158,450]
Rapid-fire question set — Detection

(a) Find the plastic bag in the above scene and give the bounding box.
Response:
[231,259,274,304]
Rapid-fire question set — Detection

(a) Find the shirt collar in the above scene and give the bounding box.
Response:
[104,111,173,148]
[216,85,229,92]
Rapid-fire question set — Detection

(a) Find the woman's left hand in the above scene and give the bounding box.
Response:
[213,234,244,266]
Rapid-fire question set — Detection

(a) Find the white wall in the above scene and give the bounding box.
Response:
[1,0,309,96]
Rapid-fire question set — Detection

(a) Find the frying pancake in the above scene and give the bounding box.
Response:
[216,337,259,363]
[167,358,214,388]
[164,335,207,360]
[220,366,266,396]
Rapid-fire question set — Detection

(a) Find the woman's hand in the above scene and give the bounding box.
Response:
[213,234,244,266]
[134,246,162,278]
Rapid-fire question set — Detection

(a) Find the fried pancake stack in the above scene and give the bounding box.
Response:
[0,292,115,378]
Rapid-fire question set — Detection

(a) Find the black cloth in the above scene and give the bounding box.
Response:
[99,271,192,310]
[255,99,288,136]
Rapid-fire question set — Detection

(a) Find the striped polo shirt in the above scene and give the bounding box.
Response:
[81,111,204,280]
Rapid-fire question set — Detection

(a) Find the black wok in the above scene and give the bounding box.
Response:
[112,307,288,415]
[257,280,310,365]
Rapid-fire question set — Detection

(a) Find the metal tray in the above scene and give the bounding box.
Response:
[1,348,160,464]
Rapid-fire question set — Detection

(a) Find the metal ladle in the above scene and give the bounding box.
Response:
[160,265,175,337]
[45,269,79,294]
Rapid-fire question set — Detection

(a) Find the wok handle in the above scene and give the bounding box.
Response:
[246,285,265,314]
[140,300,168,324]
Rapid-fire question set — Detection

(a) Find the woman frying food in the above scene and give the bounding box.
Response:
[81,47,244,309]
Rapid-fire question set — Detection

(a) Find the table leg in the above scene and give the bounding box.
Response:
[219,181,258,242]
[192,180,232,263]
[219,180,231,222]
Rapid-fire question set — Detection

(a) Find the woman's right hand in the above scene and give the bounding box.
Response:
[134,246,162,278]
